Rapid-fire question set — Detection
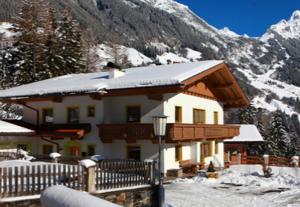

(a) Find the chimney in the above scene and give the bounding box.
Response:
[108,68,125,79]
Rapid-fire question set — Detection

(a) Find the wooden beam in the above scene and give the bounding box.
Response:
[213,83,234,89]
[221,97,243,105]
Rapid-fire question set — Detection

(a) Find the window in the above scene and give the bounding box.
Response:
[127,106,141,123]
[201,142,212,158]
[193,109,206,124]
[127,145,141,161]
[175,144,182,161]
[42,108,54,124]
[87,145,96,156]
[214,111,219,125]
[175,106,182,123]
[42,145,53,155]
[67,107,80,124]
[215,141,219,154]
[87,106,95,117]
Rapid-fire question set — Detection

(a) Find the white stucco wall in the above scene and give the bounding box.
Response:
[163,93,224,124]
[7,92,226,172]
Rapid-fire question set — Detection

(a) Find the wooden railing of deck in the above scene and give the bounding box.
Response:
[98,123,240,143]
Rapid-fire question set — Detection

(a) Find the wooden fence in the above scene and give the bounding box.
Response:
[234,155,295,167]
[0,159,155,198]
[95,160,155,191]
[0,163,84,198]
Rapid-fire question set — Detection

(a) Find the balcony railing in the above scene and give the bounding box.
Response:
[97,123,240,143]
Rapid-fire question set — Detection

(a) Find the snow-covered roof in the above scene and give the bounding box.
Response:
[225,125,264,143]
[0,120,34,134]
[0,60,223,99]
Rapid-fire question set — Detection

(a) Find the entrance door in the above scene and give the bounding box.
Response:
[70,146,80,157]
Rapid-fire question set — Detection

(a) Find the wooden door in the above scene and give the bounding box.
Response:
[201,144,205,163]
[70,146,80,157]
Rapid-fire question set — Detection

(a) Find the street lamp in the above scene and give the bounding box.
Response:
[153,115,168,207]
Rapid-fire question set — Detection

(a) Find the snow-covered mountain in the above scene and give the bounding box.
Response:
[0,0,300,132]
[261,10,300,41]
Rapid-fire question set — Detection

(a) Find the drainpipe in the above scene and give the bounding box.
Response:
[20,102,40,126]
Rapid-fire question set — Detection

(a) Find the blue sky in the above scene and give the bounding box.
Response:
[176,0,300,37]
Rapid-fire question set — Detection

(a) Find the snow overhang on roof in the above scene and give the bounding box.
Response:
[0,60,249,108]
[0,120,35,135]
[224,125,264,143]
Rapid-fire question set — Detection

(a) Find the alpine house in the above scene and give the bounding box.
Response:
[0,61,249,173]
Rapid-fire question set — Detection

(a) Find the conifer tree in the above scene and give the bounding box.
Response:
[56,10,85,74]
[13,0,38,84]
[43,4,61,78]
[238,103,257,124]
[268,110,292,156]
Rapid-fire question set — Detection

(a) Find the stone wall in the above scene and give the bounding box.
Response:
[0,186,158,207]
[94,186,157,207]
[0,199,41,207]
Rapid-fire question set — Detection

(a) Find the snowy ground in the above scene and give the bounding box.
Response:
[165,165,300,207]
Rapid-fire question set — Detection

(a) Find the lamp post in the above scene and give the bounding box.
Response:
[153,115,167,207]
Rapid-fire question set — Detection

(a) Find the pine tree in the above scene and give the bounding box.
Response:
[268,110,292,156]
[0,45,20,88]
[56,10,85,74]
[13,0,50,84]
[238,103,257,124]
[82,29,101,72]
[43,4,62,78]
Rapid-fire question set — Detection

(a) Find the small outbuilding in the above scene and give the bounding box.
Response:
[224,125,264,164]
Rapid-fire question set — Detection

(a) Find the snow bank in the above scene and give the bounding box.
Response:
[41,185,121,207]
[185,48,202,61]
[96,44,152,66]
[174,165,300,188]
[157,52,189,64]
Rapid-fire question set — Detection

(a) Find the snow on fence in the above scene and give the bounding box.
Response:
[95,159,155,191]
[0,159,155,198]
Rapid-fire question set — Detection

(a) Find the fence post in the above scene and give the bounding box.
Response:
[291,156,299,167]
[49,152,61,163]
[145,160,155,185]
[263,154,269,166]
[79,159,97,193]
[237,153,241,165]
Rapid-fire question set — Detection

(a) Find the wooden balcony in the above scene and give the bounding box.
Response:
[97,123,240,143]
